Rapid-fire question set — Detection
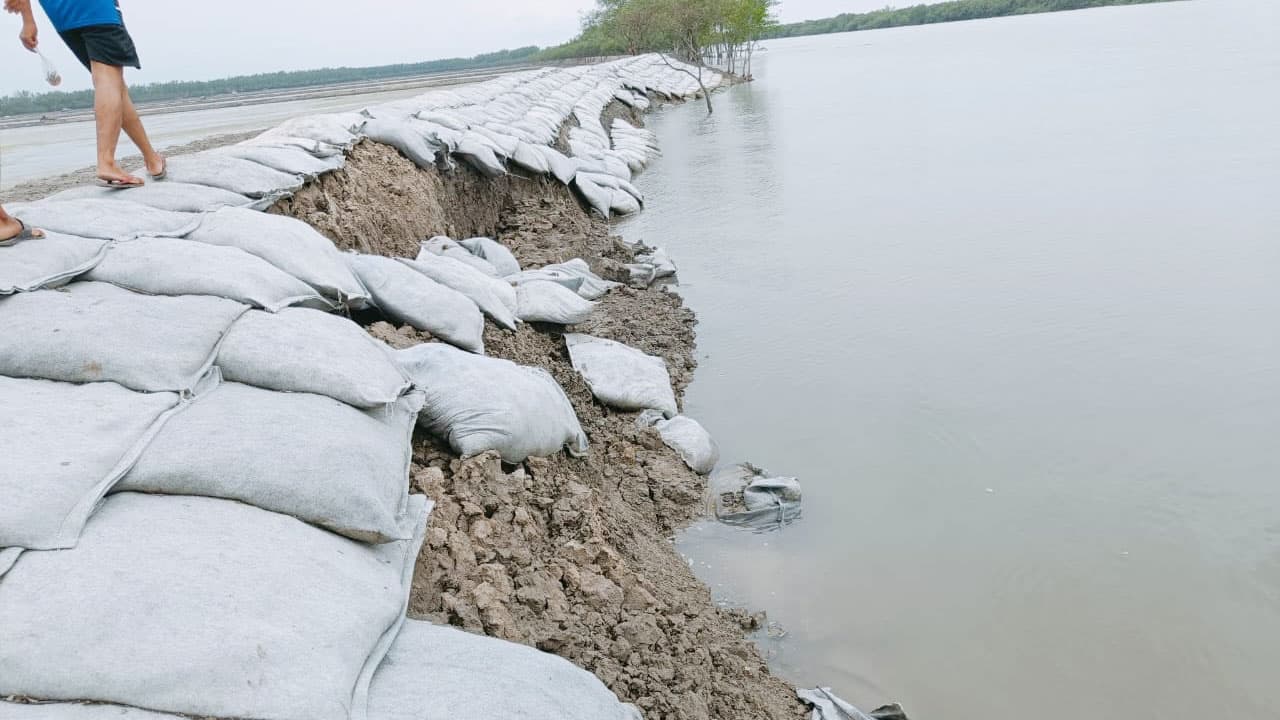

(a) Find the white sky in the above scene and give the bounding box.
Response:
[0,0,900,96]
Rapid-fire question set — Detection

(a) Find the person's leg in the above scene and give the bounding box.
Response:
[90,61,143,185]
[121,90,165,177]
[0,203,44,242]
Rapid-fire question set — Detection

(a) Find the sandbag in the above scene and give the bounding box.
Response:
[46,181,267,213]
[399,255,519,331]
[217,308,411,408]
[2,199,202,241]
[187,207,370,308]
[0,231,106,294]
[457,236,521,277]
[141,152,304,198]
[256,112,367,149]
[454,132,506,177]
[366,620,642,720]
[397,343,588,463]
[573,175,612,218]
[0,702,183,719]
[363,118,438,169]
[565,333,678,417]
[119,382,422,543]
[708,464,803,529]
[418,236,499,277]
[542,258,621,300]
[507,268,585,293]
[535,144,581,185]
[636,247,677,278]
[217,143,346,178]
[0,549,20,578]
[516,281,595,325]
[799,688,908,720]
[636,410,720,475]
[611,189,642,216]
[86,236,330,312]
[0,492,430,720]
[347,253,485,354]
[0,376,183,550]
[0,282,247,392]
[510,140,552,176]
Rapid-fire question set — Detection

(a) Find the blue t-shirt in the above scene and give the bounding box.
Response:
[38,0,122,32]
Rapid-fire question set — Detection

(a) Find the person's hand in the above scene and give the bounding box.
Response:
[19,20,37,50]
[4,0,26,16]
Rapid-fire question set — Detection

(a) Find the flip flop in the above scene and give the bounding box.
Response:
[0,218,45,247]
[97,177,144,189]
[149,160,167,181]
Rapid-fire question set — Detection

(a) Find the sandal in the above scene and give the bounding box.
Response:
[0,218,45,247]
[97,177,144,189]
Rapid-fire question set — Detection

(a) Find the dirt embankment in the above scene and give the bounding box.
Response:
[275,111,810,719]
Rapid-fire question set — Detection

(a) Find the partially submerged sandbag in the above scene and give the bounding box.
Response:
[399,255,518,331]
[0,492,429,720]
[0,376,183,550]
[86,237,329,312]
[217,143,346,178]
[119,382,421,543]
[366,620,642,720]
[217,308,411,408]
[457,236,521,277]
[637,410,720,475]
[0,231,106,294]
[187,207,370,308]
[799,688,908,720]
[2,199,201,241]
[565,333,678,417]
[0,282,247,392]
[363,118,438,169]
[347,253,485,354]
[141,152,304,198]
[543,258,621,300]
[418,236,499,277]
[708,464,803,528]
[516,281,595,325]
[46,181,266,213]
[397,343,588,463]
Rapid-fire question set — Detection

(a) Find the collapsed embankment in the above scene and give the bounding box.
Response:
[272,105,810,720]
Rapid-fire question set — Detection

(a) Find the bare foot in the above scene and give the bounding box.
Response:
[0,215,44,244]
[144,153,167,178]
[97,164,145,187]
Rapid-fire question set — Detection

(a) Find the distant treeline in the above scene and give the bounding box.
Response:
[0,46,542,117]
[761,0,1179,39]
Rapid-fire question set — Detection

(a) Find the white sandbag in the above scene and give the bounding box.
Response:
[0,376,183,551]
[516,281,595,325]
[611,189,642,216]
[363,118,438,169]
[457,236,521,276]
[0,492,429,720]
[535,144,581,185]
[0,231,106,294]
[565,333,678,417]
[216,308,412,408]
[0,702,183,719]
[415,110,468,132]
[46,181,267,213]
[119,382,421,543]
[636,247,677,278]
[399,255,519,331]
[510,141,552,176]
[397,343,588,463]
[454,132,506,177]
[0,282,247,392]
[258,112,367,149]
[0,549,20,578]
[708,464,803,528]
[636,411,720,475]
[573,175,612,218]
[543,258,621,300]
[798,688,894,720]
[506,268,584,293]
[367,620,642,720]
[218,144,346,178]
[86,237,329,312]
[346,253,485,354]
[187,207,370,308]
[142,152,304,198]
[2,199,202,241]
[419,236,499,277]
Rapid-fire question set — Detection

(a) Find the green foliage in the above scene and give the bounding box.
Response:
[761,0,1179,39]
[0,46,543,118]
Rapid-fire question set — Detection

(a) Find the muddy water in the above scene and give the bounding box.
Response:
[618,2,1280,717]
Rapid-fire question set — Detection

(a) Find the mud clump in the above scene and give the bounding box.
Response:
[276,113,808,719]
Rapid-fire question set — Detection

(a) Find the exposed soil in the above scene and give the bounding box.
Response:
[286,108,809,719]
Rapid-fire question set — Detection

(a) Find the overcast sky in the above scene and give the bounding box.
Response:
[0,0,905,96]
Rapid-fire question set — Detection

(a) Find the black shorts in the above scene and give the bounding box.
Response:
[58,24,141,71]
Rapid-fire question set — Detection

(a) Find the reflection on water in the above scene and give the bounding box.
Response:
[620,1,1280,717]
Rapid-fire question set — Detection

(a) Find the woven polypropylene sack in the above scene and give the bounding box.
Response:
[0,282,248,392]
[0,376,183,550]
[543,258,621,300]
[347,253,485,354]
[366,620,642,720]
[418,237,499,277]
[0,702,184,719]
[362,118,438,169]
[3,199,202,241]
[46,182,266,213]
[187,207,370,308]
[565,333,677,417]
[141,152,304,198]
[217,144,346,178]
[119,382,422,543]
[516,281,595,325]
[636,411,720,475]
[86,237,329,312]
[398,255,518,331]
[457,237,521,277]
[0,232,106,294]
[0,492,430,720]
[216,308,411,408]
[397,343,588,463]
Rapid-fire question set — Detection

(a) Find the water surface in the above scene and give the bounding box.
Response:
[619,3,1280,717]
